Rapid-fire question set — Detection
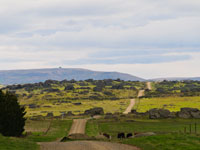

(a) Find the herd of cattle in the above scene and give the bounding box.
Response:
[101,132,137,139]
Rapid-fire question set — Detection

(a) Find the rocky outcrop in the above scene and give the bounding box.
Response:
[177,108,200,119]
[66,111,75,116]
[148,107,200,119]
[149,108,171,119]
[104,113,118,120]
[84,107,104,116]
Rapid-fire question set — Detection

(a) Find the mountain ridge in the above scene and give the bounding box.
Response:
[0,68,145,85]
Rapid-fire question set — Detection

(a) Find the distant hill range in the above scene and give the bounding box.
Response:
[151,77,200,81]
[0,68,145,85]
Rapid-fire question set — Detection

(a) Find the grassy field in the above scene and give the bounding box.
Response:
[134,96,200,112]
[25,99,130,117]
[145,81,200,97]
[25,119,72,142]
[0,134,39,150]
[2,80,145,117]
[123,133,200,150]
[86,118,200,150]
[86,118,200,137]
[0,119,72,150]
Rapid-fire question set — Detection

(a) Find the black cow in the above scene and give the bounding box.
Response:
[117,133,125,139]
[126,133,133,138]
[103,133,111,139]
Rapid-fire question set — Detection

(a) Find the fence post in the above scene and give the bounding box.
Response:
[195,123,197,134]
[189,124,192,134]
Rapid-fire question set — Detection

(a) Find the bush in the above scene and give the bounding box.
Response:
[0,90,26,137]
[65,84,75,90]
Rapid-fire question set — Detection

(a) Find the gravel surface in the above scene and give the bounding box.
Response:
[39,141,140,150]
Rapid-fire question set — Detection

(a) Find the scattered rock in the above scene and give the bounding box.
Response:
[104,114,118,120]
[43,105,52,108]
[73,102,82,105]
[46,112,54,118]
[29,104,40,109]
[191,111,200,119]
[177,107,200,119]
[66,111,75,116]
[177,111,191,119]
[149,108,170,119]
[168,112,177,118]
[84,107,104,116]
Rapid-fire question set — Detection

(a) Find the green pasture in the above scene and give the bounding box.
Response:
[123,133,200,150]
[26,119,72,142]
[86,118,200,150]
[86,118,200,137]
[0,134,39,150]
[134,96,200,112]
[0,119,72,150]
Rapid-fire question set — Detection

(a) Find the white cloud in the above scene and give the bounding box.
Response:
[0,0,199,77]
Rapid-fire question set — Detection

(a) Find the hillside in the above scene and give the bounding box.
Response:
[151,77,200,81]
[3,79,146,117]
[0,68,145,85]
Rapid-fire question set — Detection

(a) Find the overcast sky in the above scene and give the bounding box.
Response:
[0,0,200,79]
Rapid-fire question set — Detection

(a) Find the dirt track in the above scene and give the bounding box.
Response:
[123,99,135,114]
[39,141,140,150]
[137,90,145,98]
[68,119,87,135]
[147,82,152,90]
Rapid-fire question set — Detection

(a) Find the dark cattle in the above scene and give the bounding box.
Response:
[118,133,125,139]
[126,133,133,138]
[103,133,111,139]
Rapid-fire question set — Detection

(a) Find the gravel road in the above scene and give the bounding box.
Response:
[123,99,135,114]
[39,141,140,150]
[147,82,152,90]
[137,90,145,98]
[68,119,87,135]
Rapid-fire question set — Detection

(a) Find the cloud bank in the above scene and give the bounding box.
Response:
[0,0,200,78]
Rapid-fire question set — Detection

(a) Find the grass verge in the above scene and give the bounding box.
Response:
[0,134,39,150]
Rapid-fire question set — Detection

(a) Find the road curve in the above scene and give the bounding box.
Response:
[68,119,87,135]
[39,141,140,150]
[123,99,135,114]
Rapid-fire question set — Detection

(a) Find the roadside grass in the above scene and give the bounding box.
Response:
[86,118,200,138]
[134,96,200,112]
[26,119,72,142]
[123,133,200,150]
[0,134,39,150]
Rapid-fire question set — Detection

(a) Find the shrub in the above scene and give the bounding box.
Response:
[64,84,75,90]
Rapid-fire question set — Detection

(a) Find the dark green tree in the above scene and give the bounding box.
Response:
[0,90,26,137]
